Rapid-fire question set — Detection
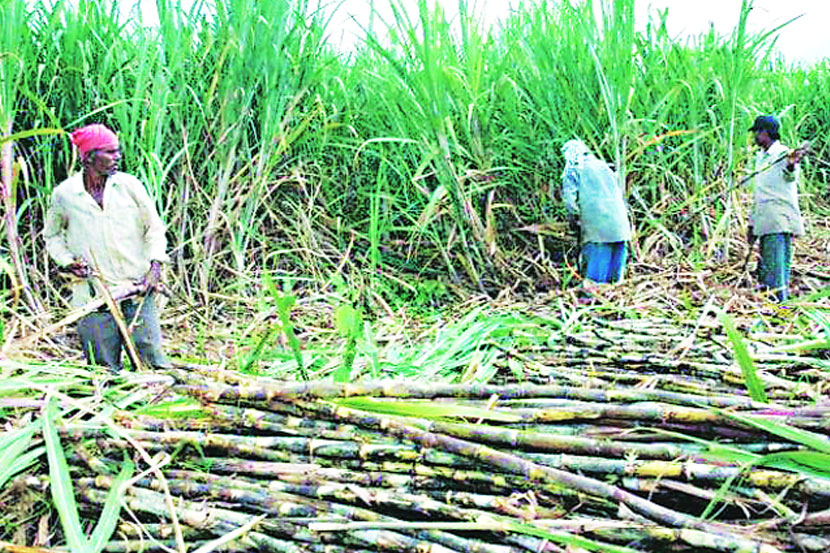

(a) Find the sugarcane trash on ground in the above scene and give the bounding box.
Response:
[3,302,830,553]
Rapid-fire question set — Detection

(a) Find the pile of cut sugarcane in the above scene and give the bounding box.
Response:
[494,311,827,400]
[6,309,830,553]
[65,374,830,550]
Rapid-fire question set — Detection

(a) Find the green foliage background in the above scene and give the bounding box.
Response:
[1,0,828,308]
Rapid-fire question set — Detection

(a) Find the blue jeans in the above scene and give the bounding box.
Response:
[582,242,627,283]
[758,233,792,302]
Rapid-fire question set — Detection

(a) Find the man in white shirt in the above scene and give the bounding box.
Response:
[44,124,171,370]
[747,115,805,302]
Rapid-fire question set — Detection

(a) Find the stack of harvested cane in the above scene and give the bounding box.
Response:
[499,314,827,400]
[42,353,828,553]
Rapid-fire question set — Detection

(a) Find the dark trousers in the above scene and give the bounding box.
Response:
[758,233,792,302]
[77,293,170,371]
[582,241,628,284]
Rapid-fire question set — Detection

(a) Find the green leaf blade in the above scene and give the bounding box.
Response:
[44,397,91,553]
[720,311,767,403]
[89,457,135,553]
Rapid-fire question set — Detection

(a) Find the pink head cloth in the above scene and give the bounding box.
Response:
[70,124,119,158]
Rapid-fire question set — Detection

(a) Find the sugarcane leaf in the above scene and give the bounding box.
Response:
[719,311,767,403]
[506,521,640,553]
[276,293,295,313]
[43,397,91,553]
[0,423,40,490]
[333,397,521,422]
[333,304,362,382]
[262,272,281,304]
[756,451,830,479]
[507,357,525,382]
[88,456,135,553]
[416,183,448,229]
[702,449,830,519]
[134,397,209,419]
[699,470,743,520]
[1,446,46,489]
[262,273,306,379]
[717,409,830,454]
[190,514,267,553]
[805,309,830,345]
[0,378,83,394]
[459,349,498,384]
[632,427,762,466]
[697,444,759,466]
[334,304,361,339]
[241,327,278,374]
[0,128,64,144]
[114,382,169,410]
[332,353,355,383]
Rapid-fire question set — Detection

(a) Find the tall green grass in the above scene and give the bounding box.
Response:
[1,0,826,312]
[1,1,38,312]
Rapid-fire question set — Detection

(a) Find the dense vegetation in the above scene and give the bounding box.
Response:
[1,2,829,551]
[1,0,827,320]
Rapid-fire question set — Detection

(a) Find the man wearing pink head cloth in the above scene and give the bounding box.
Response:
[44,123,171,371]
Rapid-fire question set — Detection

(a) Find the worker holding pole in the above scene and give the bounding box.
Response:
[746,115,806,302]
[43,123,172,371]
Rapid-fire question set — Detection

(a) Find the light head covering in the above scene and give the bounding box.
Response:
[561,139,590,177]
[562,139,590,164]
[70,124,119,159]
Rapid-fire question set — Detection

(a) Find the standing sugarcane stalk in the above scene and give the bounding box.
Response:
[676,142,812,238]
[0,121,43,315]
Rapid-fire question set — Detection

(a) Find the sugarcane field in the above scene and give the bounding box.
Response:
[2,0,830,552]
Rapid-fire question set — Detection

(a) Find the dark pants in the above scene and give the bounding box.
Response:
[758,233,792,302]
[77,293,170,371]
[582,241,628,284]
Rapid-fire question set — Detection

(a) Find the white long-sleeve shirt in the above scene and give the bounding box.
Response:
[750,141,805,237]
[44,172,169,307]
